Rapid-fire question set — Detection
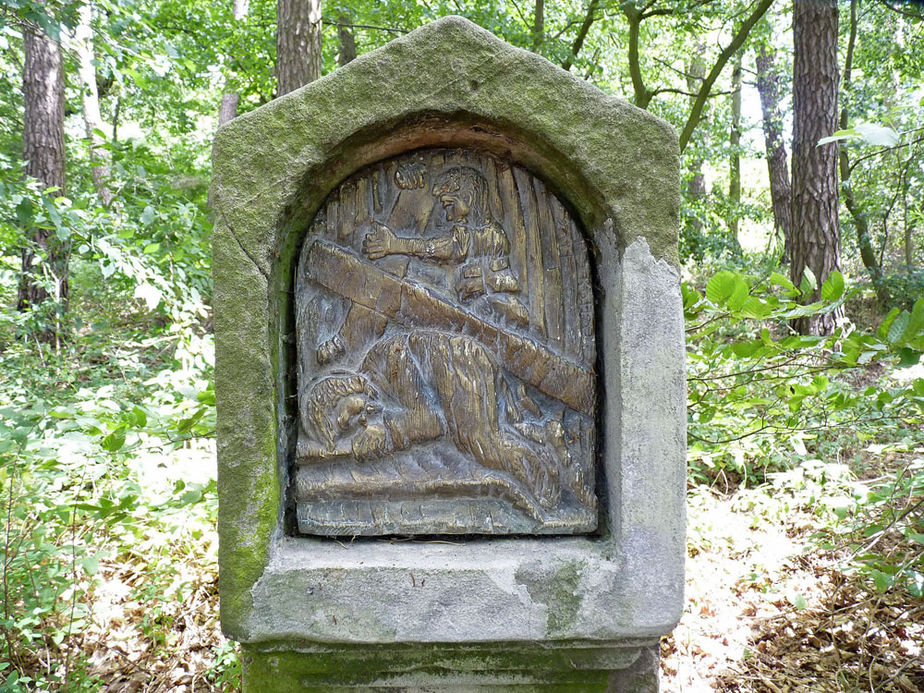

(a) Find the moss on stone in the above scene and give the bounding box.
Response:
[240,643,644,692]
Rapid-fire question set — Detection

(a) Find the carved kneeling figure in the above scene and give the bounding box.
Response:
[297,330,562,509]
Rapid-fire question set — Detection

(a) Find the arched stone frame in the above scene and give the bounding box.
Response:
[211,14,685,659]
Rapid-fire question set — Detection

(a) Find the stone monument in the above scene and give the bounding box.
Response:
[211,15,685,691]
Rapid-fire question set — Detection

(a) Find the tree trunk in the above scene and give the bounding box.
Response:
[755,43,792,263]
[18,14,68,342]
[790,0,842,335]
[562,0,599,71]
[837,0,889,304]
[728,52,742,252]
[219,93,240,125]
[903,177,915,267]
[75,3,113,206]
[685,47,707,236]
[219,0,250,124]
[678,0,773,151]
[532,0,544,52]
[338,14,356,66]
[623,6,651,108]
[276,0,321,96]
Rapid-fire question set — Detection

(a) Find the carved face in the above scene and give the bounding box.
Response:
[432,168,481,223]
[440,192,470,222]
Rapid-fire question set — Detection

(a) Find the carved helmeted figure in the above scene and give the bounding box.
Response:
[298,330,563,510]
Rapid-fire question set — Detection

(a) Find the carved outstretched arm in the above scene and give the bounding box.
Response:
[363,223,467,263]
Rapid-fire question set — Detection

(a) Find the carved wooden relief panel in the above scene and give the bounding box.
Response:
[294,148,596,535]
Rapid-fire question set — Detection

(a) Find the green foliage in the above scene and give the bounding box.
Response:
[688,264,924,597]
[0,0,921,685]
[0,313,217,687]
[0,8,218,680]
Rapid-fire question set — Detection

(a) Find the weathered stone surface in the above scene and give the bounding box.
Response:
[241,641,651,691]
[211,13,684,688]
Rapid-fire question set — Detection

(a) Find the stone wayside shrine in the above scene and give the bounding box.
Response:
[211,15,685,692]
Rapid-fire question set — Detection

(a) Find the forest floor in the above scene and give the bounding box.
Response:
[78,450,924,692]
[663,458,924,692]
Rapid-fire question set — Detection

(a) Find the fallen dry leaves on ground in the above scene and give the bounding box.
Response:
[662,482,923,692]
[75,467,923,692]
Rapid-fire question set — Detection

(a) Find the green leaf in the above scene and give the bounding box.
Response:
[817,128,857,146]
[130,406,147,428]
[101,427,126,452]
[176,409,205,433]
[179,488,203,505]
[15,197,34,226]
[790,593,807,610]
[887,311,911,344]
[770,272,797,293]
[799,267,817,296]
[705,271,738,305]
[854,122,900,147]
[900,299,924,342]
[80,555,100,576]
[730,341,761,358]
[727,278,750,311]
[740,297,772,319]
[140,205,156,226]
[898,348,921,367]
[872,569,893,593]
[878,308,901,340]
[820,271,844,301]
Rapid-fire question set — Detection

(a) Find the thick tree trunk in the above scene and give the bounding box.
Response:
[790,0,842,335]
[728,52,742,252]
[18,15,68,338]
[686,47,707,236]
[755,43,792,263]
[219,93,240,125]
[276,0,321,96]
[337,14,356,66]
[75,3,113,206]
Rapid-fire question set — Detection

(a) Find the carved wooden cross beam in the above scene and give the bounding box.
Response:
[305,239,595,416]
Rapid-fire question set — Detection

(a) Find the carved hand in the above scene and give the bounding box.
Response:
[363,223,397,260]
[351,424,389,460]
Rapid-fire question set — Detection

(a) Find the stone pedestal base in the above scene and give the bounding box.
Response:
[241,642,660,692]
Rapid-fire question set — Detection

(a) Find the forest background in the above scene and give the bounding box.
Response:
[0,0,922,690]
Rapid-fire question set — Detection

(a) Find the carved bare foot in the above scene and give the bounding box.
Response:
[317,335,345,364]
